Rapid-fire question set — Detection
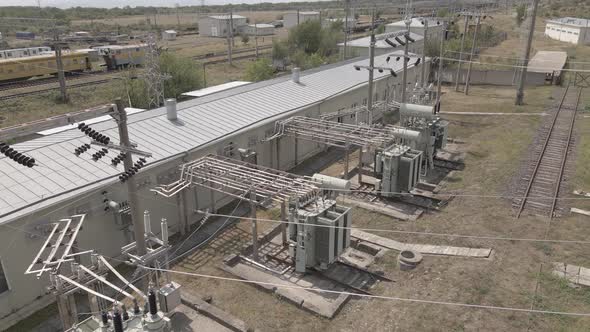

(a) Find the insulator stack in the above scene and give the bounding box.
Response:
[0,142,36,167]
[118,157,147,183]
[91,148,109,162]
[78,123,110,145]
[74,143,91,156]
[111,152,126,166]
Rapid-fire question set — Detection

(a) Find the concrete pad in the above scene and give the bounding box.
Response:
[223,257,350,318]
[339,247,375,269]
[571,208,590,217]
[553,263,590,287]
[351,229,492,258]
[171,303,235,332]
[180,292,251,332]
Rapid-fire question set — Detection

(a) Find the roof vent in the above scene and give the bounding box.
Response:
[165,98,177,121]
[292,67,301,83]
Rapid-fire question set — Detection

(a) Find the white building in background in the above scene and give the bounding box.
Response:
[284,11,320,29]
[162,30,177,41]
[198,14,248,37]
[545,17,590,45]
[241,23,275,36]
[386,17,443,41]
[338,32,424,58]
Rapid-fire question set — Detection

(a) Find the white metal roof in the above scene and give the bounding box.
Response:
[547,17,590,28]
[181,81,251,97]
[338,32,424,49]
[527,51,568,74]
[0,53,421,223]
[387,17,442,29]
[209,14,247,20]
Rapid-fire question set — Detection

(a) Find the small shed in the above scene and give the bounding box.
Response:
[242,24,275,36]
[527,51,568,85]
[198,15,248,38]
[162,30,177,41]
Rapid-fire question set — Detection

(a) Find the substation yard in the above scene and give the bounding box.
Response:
[163,85,590,332]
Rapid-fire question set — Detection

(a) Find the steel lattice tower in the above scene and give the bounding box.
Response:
[144,34,166,108]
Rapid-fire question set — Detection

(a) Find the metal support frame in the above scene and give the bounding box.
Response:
[151,154,322,208]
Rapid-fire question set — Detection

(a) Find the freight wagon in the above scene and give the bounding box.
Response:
[0,50,93,82]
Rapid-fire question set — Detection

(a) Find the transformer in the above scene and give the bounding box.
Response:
[375,144,423,196]
[287,199,352,273]
[399,103,448,169]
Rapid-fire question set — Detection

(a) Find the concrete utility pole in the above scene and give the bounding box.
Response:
[175,3,181,30]
[115,98,146,257]
[515,0,539,105]
[401,16,411,103]
[342,0,350,60]
[464,15,481,95]
[229,9,235,47]
[436,21,447,112]
[454,15,470,91]
[227,12,233,65]
[54,42,68,102]
[421,19,428,87]
[367,10,376,125]
[255,23,259,58]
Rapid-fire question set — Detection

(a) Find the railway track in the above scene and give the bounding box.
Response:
[0,70,116,92]
[192,45,272,61]
[513,85,582,219]
[0,79,113,101]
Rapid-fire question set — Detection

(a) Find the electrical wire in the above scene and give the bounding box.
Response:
[143,266,590,318]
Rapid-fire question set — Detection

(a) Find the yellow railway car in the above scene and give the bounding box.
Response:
[0,50,93,83]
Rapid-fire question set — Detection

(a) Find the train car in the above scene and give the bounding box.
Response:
[0,46,52,60]
[0,50,93,82]
[94,44,147,70]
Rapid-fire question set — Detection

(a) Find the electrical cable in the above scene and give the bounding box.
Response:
[143,266,590,318]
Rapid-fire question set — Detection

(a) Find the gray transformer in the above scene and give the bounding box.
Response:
[375,145,423,196]
[288,199,352,273]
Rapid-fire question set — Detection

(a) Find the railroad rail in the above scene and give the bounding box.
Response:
[0,70,118,92]
[191,45,272,61]
[513,85,582,219]
[0,79,113,101]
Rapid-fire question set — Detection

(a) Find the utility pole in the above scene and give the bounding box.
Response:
[115,98,147,257]
[401,16,411,103]
[342,0,350,60]
[297,9,300,25]
[175,3,181,30]
[464,15,481,95]
[229,9,235,48]
[367,10,376,125]
[454,15,469,91]
[436,20,447,112]
[227,12,233,65]
[255,23,259,58]
[420,19,428,87]
[54,41,68,102]
[515,0,539,105]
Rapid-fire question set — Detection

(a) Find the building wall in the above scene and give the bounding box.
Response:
[340,40,424,59]
[243,26,275,36]
[199,17,248,37]
[0,64,425,330]
[442,68,547,86]
[284,12,320,29]
[545,22,585,44]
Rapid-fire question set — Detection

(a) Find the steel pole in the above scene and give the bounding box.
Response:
[367,10,376,125]
[421,20,428,87]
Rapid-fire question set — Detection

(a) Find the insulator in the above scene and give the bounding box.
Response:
[17,154,27,164]
[139,157,146,163]
[113,310,123,332]
[394,36,406,46]
[8,150,18,158]
[78,123,86,129]
[27,158,35,167]
[91,132,100,140]
[148,290,158,315]
[101,311,108,325]
[119,175,126,182]
[415,58,421,66]
[83,127,92,134]
[102,148,108,153]
[22,156,31,165]
[4,147,14,156]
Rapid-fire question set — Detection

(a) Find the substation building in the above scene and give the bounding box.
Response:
[0,54,427,329]
[198,14,248,38]
[338,32,424,58]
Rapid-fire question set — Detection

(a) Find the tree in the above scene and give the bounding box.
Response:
[126,52,202,108]
[516,4,527,26]
[272,39,288,61]
[241,33,250,45]
[244,58,274,82]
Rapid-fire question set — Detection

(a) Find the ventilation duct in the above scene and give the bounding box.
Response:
[165,98,177,121]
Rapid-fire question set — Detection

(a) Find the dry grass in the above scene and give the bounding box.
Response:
[161,83,590,331]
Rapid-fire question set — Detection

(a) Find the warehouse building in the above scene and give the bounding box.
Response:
[386,17,443,41]
[0,54,427,330]
[284,11,320,28]
[338,32,424,58]
[198,14,248,37]
[545,17,590,45]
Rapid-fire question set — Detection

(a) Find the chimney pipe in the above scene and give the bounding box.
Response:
[165,98,177,121]
[292,67,301,83]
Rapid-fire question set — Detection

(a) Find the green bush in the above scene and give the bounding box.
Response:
[244,58,275,82]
